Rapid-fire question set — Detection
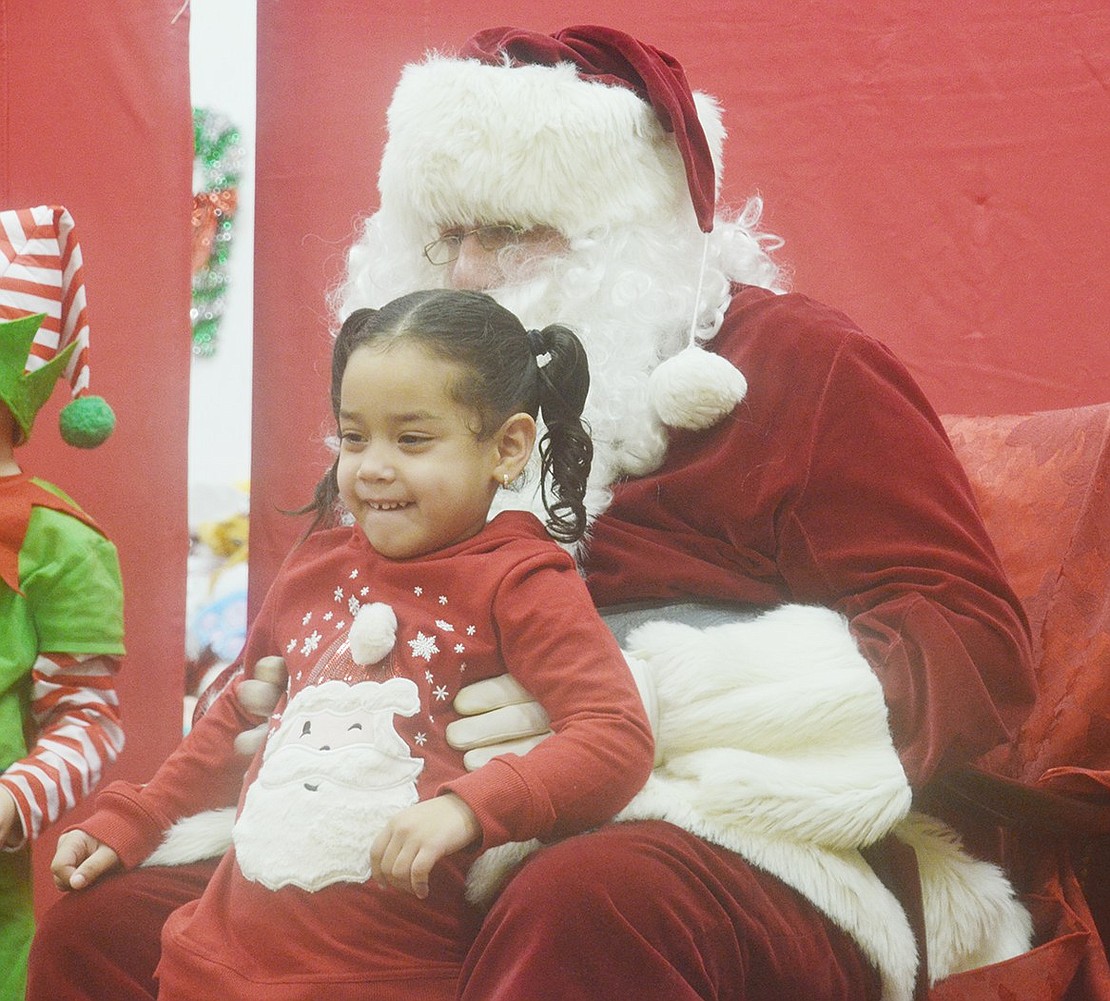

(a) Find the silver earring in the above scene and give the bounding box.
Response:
[501,473,511,488]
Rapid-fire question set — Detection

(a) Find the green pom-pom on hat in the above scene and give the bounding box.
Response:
[60,395,115,448]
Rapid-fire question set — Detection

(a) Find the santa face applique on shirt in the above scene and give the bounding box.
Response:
[232,562,483,892]
[233,677,422,891]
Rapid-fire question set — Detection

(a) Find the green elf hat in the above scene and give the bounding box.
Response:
[0,205,115,447]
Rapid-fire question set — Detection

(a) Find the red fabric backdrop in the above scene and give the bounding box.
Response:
[0,1,193,912]
[251,0,1110,610]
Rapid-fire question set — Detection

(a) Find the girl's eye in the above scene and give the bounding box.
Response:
[339,430,366,447]
[399,433,432,447]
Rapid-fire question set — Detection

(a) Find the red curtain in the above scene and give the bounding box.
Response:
[253,0,1110,607]
[1,1,193,911]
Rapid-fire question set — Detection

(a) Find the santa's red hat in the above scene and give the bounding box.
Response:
[379,25,726,239]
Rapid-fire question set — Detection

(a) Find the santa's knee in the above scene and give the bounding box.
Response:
[490,821,721,939]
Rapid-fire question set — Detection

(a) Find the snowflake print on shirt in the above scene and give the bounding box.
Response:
[279,566,496,777]
[408,632,439,661]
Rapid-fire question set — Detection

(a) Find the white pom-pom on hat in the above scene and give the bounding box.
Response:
[649,346,747,430]
[349,602,398,666]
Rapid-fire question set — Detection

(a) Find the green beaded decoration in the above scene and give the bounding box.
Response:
[192,107,244,358]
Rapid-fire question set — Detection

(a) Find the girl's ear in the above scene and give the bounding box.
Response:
[492,412,536,485]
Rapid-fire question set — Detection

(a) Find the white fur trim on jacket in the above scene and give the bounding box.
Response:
[140,806,235,868]
[379,55,726,240]
[467,604,1031,1001]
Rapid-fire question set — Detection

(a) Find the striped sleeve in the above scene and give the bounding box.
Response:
[0,651,124,846]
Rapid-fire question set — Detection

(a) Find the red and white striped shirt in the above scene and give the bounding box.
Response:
[0,651,123,846]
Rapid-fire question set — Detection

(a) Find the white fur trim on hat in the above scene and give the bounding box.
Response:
[379,55,726,239]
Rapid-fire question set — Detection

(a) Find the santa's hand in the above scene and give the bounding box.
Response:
[51,829,121,891]
[446,655,659,770]
[370,794,480,899]
[446,675,551,771]
[233,655,288,756]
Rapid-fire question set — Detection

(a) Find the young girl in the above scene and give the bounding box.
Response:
[50,289,654,1001]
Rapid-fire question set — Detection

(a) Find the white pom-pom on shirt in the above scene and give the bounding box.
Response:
[349,602,398,665]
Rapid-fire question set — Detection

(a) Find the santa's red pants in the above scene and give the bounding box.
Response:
[27,822,880,1000]
[459,821,881,1000]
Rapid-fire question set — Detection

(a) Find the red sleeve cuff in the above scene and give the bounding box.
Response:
[71,781,176,869]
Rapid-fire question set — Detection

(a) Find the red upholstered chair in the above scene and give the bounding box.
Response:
[930,404,1110,1000]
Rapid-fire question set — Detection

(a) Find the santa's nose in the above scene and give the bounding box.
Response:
[447,233,503,291]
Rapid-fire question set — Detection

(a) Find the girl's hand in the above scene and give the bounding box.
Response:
[370,794,480,899]
[51,829,121,891]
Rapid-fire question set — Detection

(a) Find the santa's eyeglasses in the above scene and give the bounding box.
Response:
[423,225,526,266]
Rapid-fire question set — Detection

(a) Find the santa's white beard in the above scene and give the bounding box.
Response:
[233,743,422,892]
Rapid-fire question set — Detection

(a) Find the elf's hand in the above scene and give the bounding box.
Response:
[233,655,288,755]
[0,787,24,849]
[51,829,120,891]
[370,794,480,899]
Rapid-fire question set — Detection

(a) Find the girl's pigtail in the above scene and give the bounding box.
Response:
[531,324,593,543]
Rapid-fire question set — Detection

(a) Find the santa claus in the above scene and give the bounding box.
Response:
[329,25,1039,1001]
[28,24,1049,1001]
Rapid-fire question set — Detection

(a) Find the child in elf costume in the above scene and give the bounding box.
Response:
[0,205,124,1001]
